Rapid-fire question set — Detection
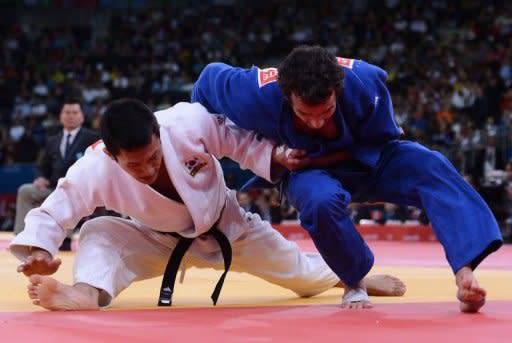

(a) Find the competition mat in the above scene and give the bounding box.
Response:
[0,233,510,342]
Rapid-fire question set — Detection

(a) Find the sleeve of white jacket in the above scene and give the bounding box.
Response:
[194,104,274,181]
[10,150,102,260]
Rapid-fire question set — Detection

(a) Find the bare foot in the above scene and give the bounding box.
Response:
[365,274,406,296]
[455,266,486,313]
[341,281,373,309]
[28,274,99,311]
[335,274,406,297]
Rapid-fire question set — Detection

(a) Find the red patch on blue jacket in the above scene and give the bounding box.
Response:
[336,57,354,69]
[257,67,278,88]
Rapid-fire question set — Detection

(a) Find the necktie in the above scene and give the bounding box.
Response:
[64,133,72,157]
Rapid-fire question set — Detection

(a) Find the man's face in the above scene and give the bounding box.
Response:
[60,104,84,131]
[289,91,337,129]
[106,135,163,185]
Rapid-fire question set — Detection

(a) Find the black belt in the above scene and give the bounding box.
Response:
[158,225,232,307]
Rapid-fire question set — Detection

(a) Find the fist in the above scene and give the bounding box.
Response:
[272,145,312,171]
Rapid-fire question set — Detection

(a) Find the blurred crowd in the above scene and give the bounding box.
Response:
[1,0,512,236]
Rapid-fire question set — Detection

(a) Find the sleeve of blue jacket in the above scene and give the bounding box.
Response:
[191,63,247,120]
[192,60,402,159]
[191,62,284,142]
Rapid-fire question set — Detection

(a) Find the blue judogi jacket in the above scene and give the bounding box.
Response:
[192,59,504,282]
[192,58,402,171]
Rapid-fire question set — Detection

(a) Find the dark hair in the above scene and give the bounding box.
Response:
[100,98,160,156]
[278,45,344,105]
[62,97,83,110]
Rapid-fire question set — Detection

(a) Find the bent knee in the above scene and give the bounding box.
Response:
[79,217,123,242]
[17,183,35,197]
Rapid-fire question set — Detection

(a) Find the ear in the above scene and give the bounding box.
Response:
[102,147,116,161]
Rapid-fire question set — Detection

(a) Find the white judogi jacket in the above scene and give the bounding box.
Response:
[10,102,275,259]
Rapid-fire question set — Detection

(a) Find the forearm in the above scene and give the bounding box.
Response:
[270,144,352,177]
[28,246,52,259]
[10,192,82,260]
[207,115,275,182]
[270,145,288,181]
[10,219,66,261]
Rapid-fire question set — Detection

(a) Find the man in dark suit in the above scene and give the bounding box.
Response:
[14,99,99,250]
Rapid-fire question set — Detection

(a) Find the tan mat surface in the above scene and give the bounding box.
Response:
[1,249,511,312]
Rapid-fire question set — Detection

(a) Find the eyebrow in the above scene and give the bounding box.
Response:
[126,151,158,166]
[297,105,335,117]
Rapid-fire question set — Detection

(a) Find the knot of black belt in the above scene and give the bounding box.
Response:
[158,224,232,307]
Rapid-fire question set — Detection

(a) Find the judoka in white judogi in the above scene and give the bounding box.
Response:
[11,102,339,307]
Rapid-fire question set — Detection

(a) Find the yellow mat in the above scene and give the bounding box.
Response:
[1,249,511,312]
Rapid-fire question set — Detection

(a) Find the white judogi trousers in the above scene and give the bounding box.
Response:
[76,193,339,306]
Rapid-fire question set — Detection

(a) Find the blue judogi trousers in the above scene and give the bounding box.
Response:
[286,140,503,287]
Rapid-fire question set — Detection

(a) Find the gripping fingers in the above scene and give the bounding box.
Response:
[287,149,307,159]
[17,256,61,276]
[17,262,26,273]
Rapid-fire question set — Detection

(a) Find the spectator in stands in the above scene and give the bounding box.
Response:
[504,160,512,242]
[263,189,288,224]
[382,203,410,224]
[13,99,99,250]
[255,194,273,223]
[0,204,15,232]
[280,198,299,221]
[236,191,261,216]
[13,128,39,163]
[1,1,511,239]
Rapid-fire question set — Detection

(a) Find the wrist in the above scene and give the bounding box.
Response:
[29,246,50,256]
[271,145,285,165]
[271,148,286,181]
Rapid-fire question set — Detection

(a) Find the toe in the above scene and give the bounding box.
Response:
[460,298,485,313]
[363,301,374,309]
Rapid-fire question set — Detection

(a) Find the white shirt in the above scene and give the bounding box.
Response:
[60,127,81,157]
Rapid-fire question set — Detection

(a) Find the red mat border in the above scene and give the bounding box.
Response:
[1,301,510,343]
